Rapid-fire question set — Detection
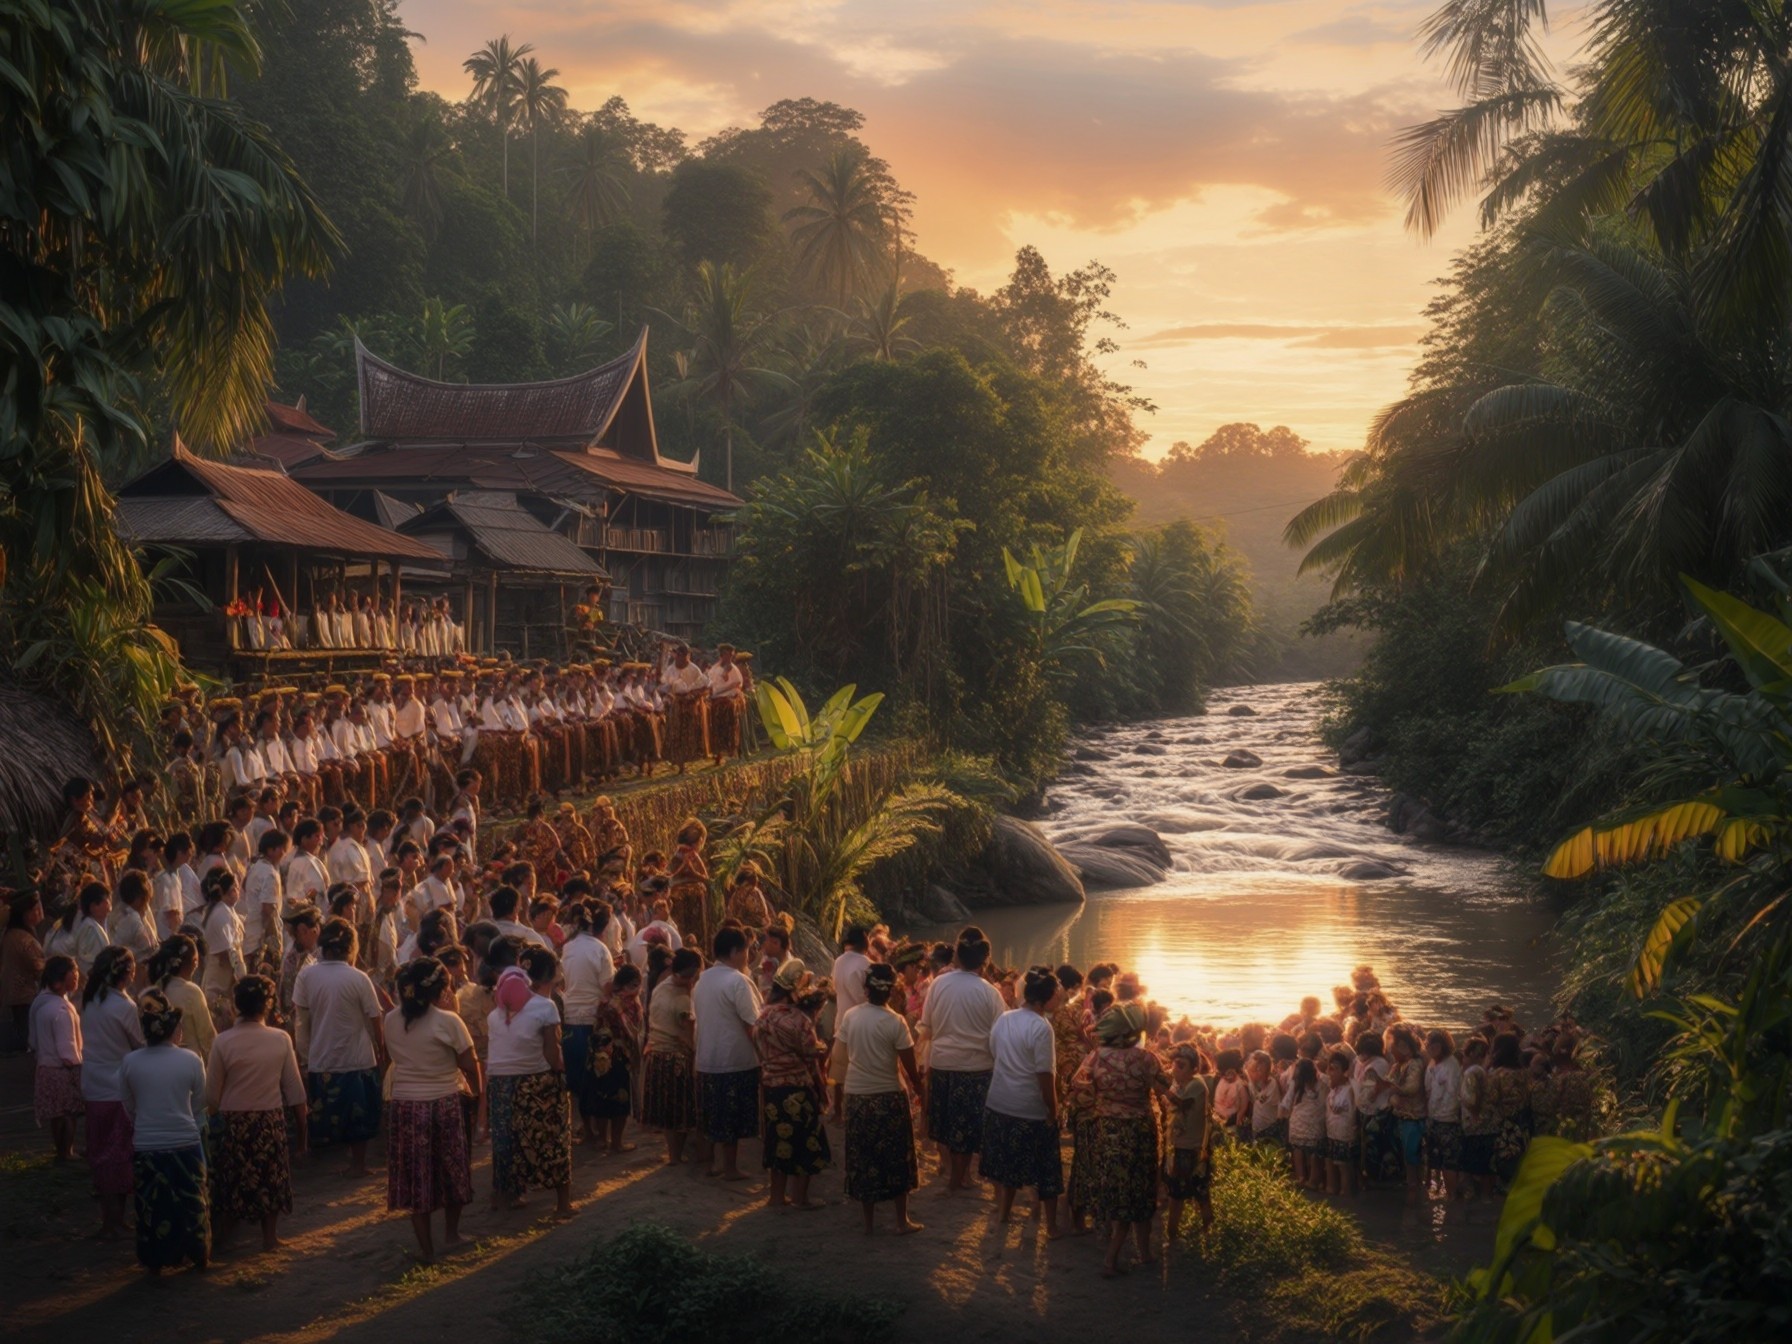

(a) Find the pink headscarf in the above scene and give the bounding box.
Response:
[495,966,533,1021]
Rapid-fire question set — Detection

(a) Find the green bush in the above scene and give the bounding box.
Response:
[1199,1144,1446,1342]
[525,1223,901,1344]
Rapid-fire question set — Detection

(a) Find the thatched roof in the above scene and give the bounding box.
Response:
[0,683,105,844]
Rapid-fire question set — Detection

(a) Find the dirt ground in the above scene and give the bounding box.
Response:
[0,1049,1257,1344]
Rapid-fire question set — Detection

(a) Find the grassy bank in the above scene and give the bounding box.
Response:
[1197,1145,1449,1342]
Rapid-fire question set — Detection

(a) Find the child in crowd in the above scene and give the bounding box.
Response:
[1324,1048,1359,1198]
[1163,1044,1213,1238]
[1283,1058,1326,1189]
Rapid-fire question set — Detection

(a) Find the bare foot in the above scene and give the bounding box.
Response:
[551,1205,578,1222]
[895,1220,924,1235]
[609,1143,637,1155]
[442,1234,468,1251]
[1100,1263,1129,1279]
[719,1170,749,1182]
[789,1200,825,1212]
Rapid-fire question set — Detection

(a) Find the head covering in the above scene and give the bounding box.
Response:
[495,966,533,1022]
[1095,1001,1148,1046]
[864,962,898,993]
[889,941,927,970]
[772,959,811,994]
[640,924,670,947]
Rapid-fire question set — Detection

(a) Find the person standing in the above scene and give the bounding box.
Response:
[386,957,480,1264]
[918,930,1006,1193]
[755,962,831,1210]
[292,920,384,1176]
[692,926,762,1181]
[3,891,47,1043]
[485,950,573,1217]
[980,966,1064,1235]
[147,936,214,1064]
[206,974,307,1252]
[1422,1029,1464,1201]
[80,946,142,1240]
[829,962,924,1235]
[637,947,701,1166]
[241,830,288,977]
[118,989,209,1275]
[28,955,83,1162]
[831,924,872,1020]
[1070,1002,1176,1278]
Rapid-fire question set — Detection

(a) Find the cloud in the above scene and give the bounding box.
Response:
[1136,321,1422,348]
[1290,14,1414,46]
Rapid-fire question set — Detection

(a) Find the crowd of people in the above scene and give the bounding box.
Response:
[30,640,753,904]
[7,798,1593,1282]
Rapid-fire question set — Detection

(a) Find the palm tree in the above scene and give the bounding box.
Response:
[515,56,567,245]
[783,146,888,310]
[462,35,532,196]
[544,302,613,373]
[415,298,475,379]
[849,281,920,362]
[652,262,793,493]
[2,0,333,764]
[398,113,455,240]
[566,122,630,260]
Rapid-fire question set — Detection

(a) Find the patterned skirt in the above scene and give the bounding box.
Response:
[86,1099,135,1196]
[211,1109,292,1221]
[489,1070,571,1195]
[1069,1112,1098,1211]
[927,1069,992,1155]
[388,1095,474,1213]
[637,1051,697,1131]
[698,1067,761,1144]
[845,1090,918,1204]
[761,1084,832,1176]
[306,1068,382,1146]
[1427,1119,1465,1171]
[1360,1107,1404,1182]
[1461,1130,1496,1176]
[670,881,709,946]
[1252,1118,1289,1148]
[979,1110,1064,1198]
[665,696,711,765]
[708,696,743,760]
[133,1144,209,1269]
[631,711,663,763]
[1087,1114,1159,1224]
[34,1064,83,1125]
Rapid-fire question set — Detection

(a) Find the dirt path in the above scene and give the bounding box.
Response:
[0,1056,1243,1344]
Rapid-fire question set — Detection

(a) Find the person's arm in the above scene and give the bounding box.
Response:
[542,1021,565,1073]
[898,1044,922,1096]
[457,1045,482,1099]
[293,992,312,1070]
[825,1035,848,1121]
[204,1042,224,1115]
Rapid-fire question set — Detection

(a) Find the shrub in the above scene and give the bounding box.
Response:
[525,1222,901,1344]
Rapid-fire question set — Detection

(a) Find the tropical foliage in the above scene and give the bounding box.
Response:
[0,0,331,765]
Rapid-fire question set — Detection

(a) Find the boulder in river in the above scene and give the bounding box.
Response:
[919,884,973,923]
[1283,764,1336,780]
[1072,745,1111,762]
[1339,726,1377,766]
[1055,822,1174,891]
[1237,783,1287,800]
[1132,743,1169,756]
[1226,704,1259,717]
[956,815,1087,907]
[1221,749,1263,769]
[1339,858,1405,881]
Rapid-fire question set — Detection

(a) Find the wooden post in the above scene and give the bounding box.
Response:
[463,578,475,652]
[487,572,499,653]
[225,545,240,602]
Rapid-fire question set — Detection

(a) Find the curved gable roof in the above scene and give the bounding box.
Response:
[357,330,645,446]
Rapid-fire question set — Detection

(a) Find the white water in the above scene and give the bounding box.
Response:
[910,682,1559,1033]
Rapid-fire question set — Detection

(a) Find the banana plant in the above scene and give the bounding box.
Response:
[1505,574,1792,995]
[1002,527,1138,677]
[755,677,883,811]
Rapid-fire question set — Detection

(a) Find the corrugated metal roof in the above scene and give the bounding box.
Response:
[265,399,334,438]
[552,449,740,508]
[371,492,422,529]
[400,492,604,576]
[117,448,445,561]
[241,432,333,471]
[357,334,641,442]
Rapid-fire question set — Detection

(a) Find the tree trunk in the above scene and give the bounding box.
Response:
[500,112,509,195]
[531,127,539,244]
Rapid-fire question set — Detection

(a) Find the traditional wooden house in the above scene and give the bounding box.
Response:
[291,329,740,645]
[114,444,447,672]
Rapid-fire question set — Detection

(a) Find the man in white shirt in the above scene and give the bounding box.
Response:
[224,795,256,880]
[221,719,266,794]
[292,923,385,1175]
[488,885,549,948]
[831,924,872,1018]
[658,644,710,775]
[327,807,375,929]
[982,967,1063,1229]
[917,930,1007,1191]
[705,644,745,766]
[406,853,459,928]
[242,828,289,968]
[692,926,762,1180]
[626,896,682,967]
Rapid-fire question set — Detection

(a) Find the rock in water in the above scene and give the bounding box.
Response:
[1338,858,1405,880]
[1226,704,1259,717]
[1238,783,1287,800]
[919,885,972,922]
[963,816,1086,906]
[1132,743,1169,756]
[1221,749,1263,769]
[1053,822,1174,892]
[1283,765,1336,780]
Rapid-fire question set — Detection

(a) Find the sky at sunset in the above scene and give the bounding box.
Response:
[401,0,1521,458]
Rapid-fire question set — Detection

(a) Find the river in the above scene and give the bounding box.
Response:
[913,681,1559,1034]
